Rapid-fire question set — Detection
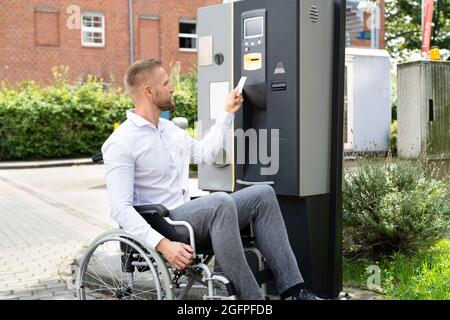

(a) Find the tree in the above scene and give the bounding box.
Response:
[385,0,450,61]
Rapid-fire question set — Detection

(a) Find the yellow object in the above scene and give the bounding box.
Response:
[430,47,441,61]
[114,122,120,130]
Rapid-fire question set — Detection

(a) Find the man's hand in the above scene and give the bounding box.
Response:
[156,238,194,270]
[224,88,244,114]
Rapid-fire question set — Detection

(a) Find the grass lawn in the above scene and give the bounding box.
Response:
[343,238,450,300]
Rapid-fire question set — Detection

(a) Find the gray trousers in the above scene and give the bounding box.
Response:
[170,184,303,300]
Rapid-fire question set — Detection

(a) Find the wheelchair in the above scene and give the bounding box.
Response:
[75,154,273,300]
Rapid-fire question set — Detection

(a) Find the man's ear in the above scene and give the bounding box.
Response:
[143,85,152,98]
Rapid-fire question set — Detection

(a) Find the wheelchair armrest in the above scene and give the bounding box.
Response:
[134,204,169,217]
[134,205,191,248]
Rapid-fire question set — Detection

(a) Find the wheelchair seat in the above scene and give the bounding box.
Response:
[132,204,271,284]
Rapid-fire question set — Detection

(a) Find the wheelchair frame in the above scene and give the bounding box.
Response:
[76,219,268,300]
[75,154,270,300]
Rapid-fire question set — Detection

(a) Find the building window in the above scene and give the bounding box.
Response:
[81,12,105,47]
[179,20,197,51]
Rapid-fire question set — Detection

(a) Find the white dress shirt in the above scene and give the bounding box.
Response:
[101,109,234,249]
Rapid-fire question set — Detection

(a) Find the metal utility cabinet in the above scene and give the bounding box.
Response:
[397,60,450,159]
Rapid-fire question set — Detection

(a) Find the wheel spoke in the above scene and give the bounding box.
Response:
[77,236,169,300]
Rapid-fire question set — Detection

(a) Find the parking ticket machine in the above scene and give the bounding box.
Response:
[197,0,346,298]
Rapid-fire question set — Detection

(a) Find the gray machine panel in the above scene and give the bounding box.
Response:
[198,0,334,196]
[299,0,333,196]
[197,3,234,192]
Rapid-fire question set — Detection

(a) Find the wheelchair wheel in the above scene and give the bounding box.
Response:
[76,230,174,300]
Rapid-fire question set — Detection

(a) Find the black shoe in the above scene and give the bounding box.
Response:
[285,289,320,300]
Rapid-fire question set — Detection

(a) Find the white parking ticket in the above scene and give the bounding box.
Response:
[237,76,247,94]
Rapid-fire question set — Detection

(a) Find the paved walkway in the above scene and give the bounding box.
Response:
[0,171,107,300]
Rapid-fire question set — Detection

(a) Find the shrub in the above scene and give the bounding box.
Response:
[169,62,198,128]
[0,70,132,160]
[343,158,450,261]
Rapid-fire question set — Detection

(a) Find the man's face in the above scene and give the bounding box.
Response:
[149,68,175,112]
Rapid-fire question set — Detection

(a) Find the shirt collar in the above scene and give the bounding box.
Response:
[126,109,166,131]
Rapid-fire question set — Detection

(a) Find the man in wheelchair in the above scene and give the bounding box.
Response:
[100,59,317,300]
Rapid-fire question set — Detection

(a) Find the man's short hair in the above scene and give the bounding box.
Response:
[124,59,162,96]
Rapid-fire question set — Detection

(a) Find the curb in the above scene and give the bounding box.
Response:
[0,158,94,170]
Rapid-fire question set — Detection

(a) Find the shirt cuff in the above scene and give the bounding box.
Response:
[215,110,234,129]
[145,230,166,250]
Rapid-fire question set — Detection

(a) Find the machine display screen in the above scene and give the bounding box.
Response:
[244,17,263,38]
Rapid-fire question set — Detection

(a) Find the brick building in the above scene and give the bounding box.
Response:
[0,0,220,86]
[346,0,386,49]
[0,0,386,87]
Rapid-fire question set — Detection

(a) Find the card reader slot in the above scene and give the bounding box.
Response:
[271,81,287,91]
[244,53,262,71]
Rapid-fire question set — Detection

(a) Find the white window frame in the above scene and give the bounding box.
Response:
[344,58,355,151]
[81,12,105,47]
[179,20,197,52]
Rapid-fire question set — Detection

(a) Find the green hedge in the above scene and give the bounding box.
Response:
[0,77,132,160]
[0,66,198,160]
